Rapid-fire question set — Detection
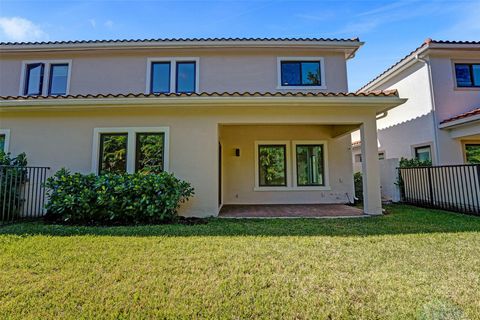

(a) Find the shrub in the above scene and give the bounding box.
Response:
[0,151,28,219]
[353,172,363,203]
[44,169,194,225]
[399,157,432,168]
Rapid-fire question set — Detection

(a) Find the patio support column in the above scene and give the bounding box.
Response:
[360,118,382,215]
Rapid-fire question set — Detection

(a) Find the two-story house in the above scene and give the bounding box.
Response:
[0,37,405,217]
[354,39,480,166]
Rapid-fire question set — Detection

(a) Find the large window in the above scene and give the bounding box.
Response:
[148,58,198,94]
[414,145,432,161]
[465,144,480,164]
[296,144,324,186]
[278,57,325,88]
[455,63,480,88]
[258,144,287,187]
[93,127,169,174]
[21,60,71,96]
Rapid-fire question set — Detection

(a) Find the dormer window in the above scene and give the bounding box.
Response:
[147,58,199,94]
[21,60,71,96]
[277,57,326,89]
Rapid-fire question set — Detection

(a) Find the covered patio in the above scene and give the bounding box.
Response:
[219,204,365,218]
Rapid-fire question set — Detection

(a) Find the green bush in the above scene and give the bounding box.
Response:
[354,172,363,203]
[44,169,194,225]
[399,157,432,168]
[0,151,28,219]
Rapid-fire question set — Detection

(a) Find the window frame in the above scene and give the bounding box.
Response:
[98,132,129,174]
[454,63,480,88]
[254,140,291,191]
[414,145,432,161]
[292,140,330,190]
[146,57,199,94]
[92,127,170,174]
[277,57,326,90]
[19,60,72,96]
[135,132,166,173]
[0,129,11,153]
[463,141,480,164]
[48,63,71,95]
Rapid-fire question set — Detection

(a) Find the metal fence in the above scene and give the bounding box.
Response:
[399,164,480,215]
[0,165,50,225]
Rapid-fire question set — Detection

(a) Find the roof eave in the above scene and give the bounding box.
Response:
[439,114,480,129]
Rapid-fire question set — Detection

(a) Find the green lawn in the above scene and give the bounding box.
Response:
[1,205,479,319]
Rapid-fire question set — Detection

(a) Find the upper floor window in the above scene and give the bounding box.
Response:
[277,57,325,89]
[147,58,198,94]
[21,60,71,96]
[455,63,480,88]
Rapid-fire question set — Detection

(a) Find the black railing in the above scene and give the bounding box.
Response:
[399,164,480,215]
[0,165,50,225]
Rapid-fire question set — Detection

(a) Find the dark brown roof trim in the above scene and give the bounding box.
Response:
[0,90,398,101]
[0,37,360,46]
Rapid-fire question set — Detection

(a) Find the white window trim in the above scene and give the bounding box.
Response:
[145,57,200,94]
[92,127,170,174]
[254,140,291,191]
[0,129,11,153]
[292,140,330,191]
[276,57,326,90]
[19,60,72,96]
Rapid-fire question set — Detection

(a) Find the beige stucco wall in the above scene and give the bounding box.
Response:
[0,49,348,96]
[220,125,354,205]
[1,104,379,217]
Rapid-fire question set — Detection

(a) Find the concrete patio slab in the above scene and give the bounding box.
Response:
[219,204,365,218]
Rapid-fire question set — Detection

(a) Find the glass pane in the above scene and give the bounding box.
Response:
[378,152,385,160]
[49,64,68,95]
[455,64,472,87]
[301,62,321,85]
[415,146,431,161]
[281,62,301,86]
[25,63,44,95]
[151,62,170,93]
[135,133,165,173]
[176,62,195,93]
[296,145,324,186]
[465,144,480,164]
[258,145,286,186]
[99,133,128,174]
[472,65,480,86]
[0,135,5,152]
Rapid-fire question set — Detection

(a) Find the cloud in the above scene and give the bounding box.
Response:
[89,19,96,28]
[0,16,48,42]
[104,20,114,28]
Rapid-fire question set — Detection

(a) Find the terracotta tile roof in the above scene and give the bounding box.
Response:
[440,107,480,125]
[0,90,399,101]
[0,37,360,46]
[351,140,362,147]
[357,38,480,92]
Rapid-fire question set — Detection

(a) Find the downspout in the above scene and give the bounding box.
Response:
[415,54,440,164]
[376,111,388,120]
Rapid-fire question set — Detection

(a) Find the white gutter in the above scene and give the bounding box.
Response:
[415,54,440,164]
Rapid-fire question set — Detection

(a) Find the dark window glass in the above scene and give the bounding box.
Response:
[135,133,165,173]
[258,145,287,186]
[99,133,128,174]
[24,63,44,95]
[378,152,385,160]
[465,144,480,164]
[151,62,171,93]
[281,62,301,86]
[415,146,431,162]
[176,62,196,93]
[48,64,68,95]
[296,145,324,186]
[455,64,480,87]
[0,135,5,152]
[281,61,321,86]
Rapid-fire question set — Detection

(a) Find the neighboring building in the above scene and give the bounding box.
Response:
[354,39,480,166]
[0,37,405,216]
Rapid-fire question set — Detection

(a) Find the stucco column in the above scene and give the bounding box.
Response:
[360,118,382,215]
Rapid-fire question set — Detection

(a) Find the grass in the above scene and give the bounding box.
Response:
[0,204,479,319]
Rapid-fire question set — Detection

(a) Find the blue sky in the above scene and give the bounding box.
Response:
[1,0,479,90]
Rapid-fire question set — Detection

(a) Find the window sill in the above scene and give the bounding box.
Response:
[453,86,480,91]
[254,186,331,192]
[276,85,327,90]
